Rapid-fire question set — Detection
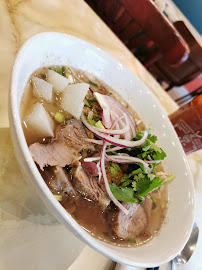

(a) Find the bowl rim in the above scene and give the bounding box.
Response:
[9,32,195,267]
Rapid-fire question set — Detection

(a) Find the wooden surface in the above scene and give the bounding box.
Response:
[0,1,201,270]
[0,0,179,128]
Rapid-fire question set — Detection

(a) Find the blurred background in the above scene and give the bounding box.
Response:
[85,0,202,107]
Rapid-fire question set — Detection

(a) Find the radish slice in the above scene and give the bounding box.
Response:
[61,83,89,119]
[47,69,70,93]
[32,76,53,102]
[26,103,54,137]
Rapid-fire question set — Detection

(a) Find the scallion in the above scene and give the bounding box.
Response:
[62,66,66,77]
[55,112,65,123]
[89,81,98,87]
[41,73,47,79]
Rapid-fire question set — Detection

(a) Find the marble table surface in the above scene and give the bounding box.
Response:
[0,0,201,269]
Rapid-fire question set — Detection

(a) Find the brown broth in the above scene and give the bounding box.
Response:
[21,66,168,247]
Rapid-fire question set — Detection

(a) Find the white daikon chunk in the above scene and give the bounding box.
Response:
[26,103,54,137]
[47,69,70,93]
[32,76,53,102]
[61,83,90,119]
[66,74,74,84]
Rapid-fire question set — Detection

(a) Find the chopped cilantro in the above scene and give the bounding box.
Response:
[130,130,166,161]
[128,168,142,177]
[104,129,173,203]
[109,162,121,178]
[138,177,164,197]
[135,174,150,194]
[147,133,157,143]
[120,178,133,187]
[132,181,136,191]
[110,184,136,203]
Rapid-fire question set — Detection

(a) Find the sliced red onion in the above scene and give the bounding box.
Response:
[102,107,112,128]
[105,154,153,173]
[84,155,159,172]
[84,157,101,162]
[146,160,161,164]
[89,87,94,93]
[111,115,125,129]
[86,138,103,145]
[104,95,137,138]
[94,93,136,139]
[100,142,129,215]
[92,114,130,135]
[106,146,124,152]
[81,114,148,148]
[97,161,102,183]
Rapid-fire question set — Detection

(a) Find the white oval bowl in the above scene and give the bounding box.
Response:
[9,32,195,268]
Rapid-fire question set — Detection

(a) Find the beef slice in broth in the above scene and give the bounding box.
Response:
[73,165,110,209]
[29,119,94,170]
[108,202,149,240]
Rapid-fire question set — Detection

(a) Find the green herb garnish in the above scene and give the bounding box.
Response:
[41,73,47,79]
[55,68,62,74]
[109,162,121,178]
[106,130,175,203]
[62,66,66,77]
[89,81,98,87]
[88,97,97,102]
[84,104,92,109]
[110,184,136,203]
[128,239,136,243]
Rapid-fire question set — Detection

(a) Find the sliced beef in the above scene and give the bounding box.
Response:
[73,166,110,209]
[29,119,94,170]
[42,166,77,196]
[55,119,94,152]
[30,141,80,171]
[108,202,147,239]
[53,166,77,197]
